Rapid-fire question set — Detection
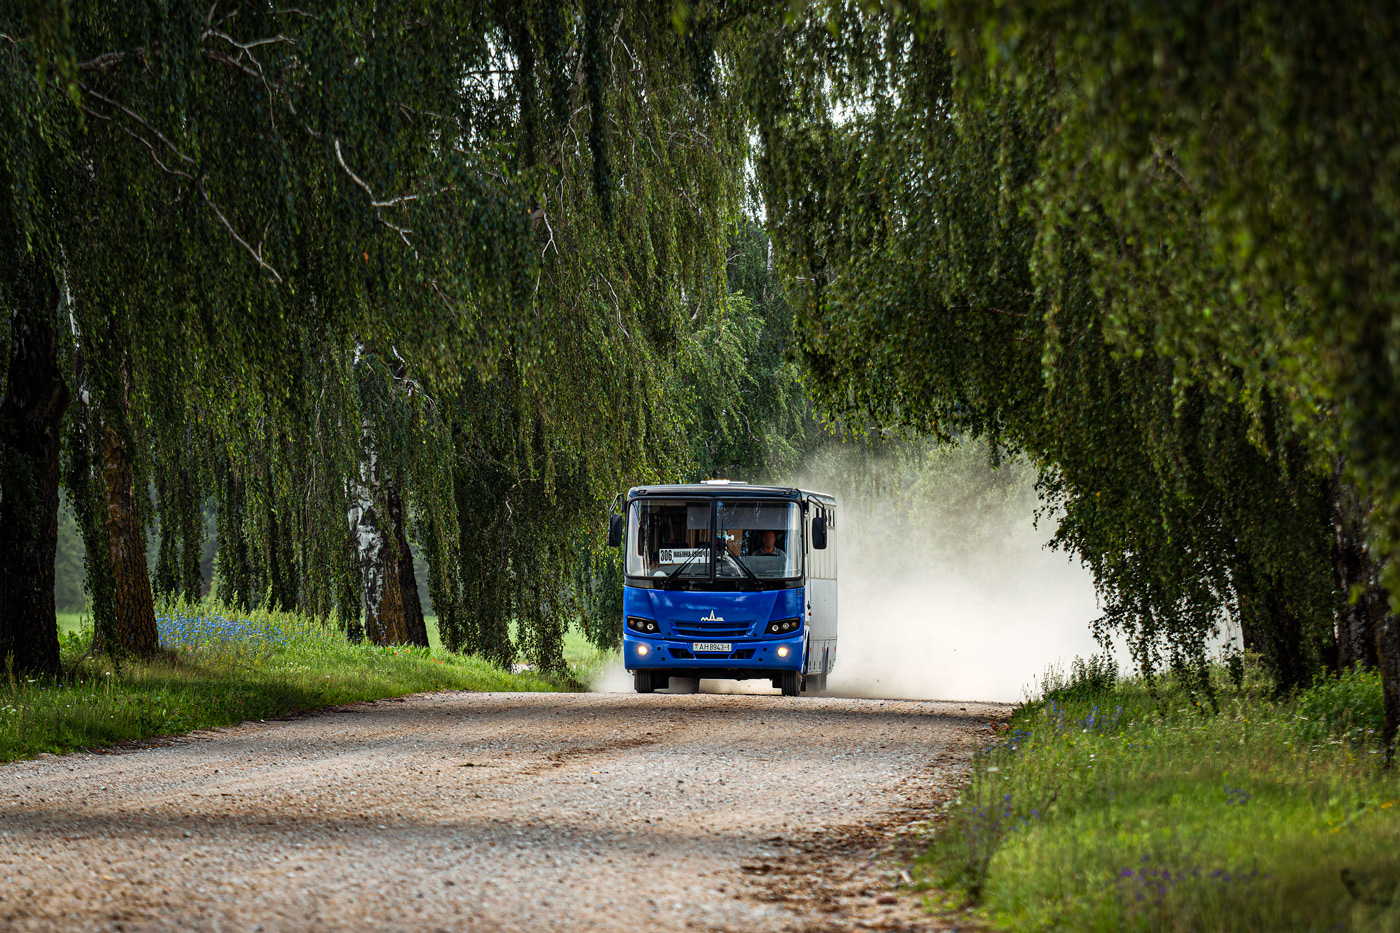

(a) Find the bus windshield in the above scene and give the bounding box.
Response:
[717,499,801,579]
[627,499,712,579]
[626,498,801,582]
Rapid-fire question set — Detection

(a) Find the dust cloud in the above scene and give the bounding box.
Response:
[592,444,1120,702]
[825,502,1102,702]
[809,445,1120,702]
[592,660,638,693]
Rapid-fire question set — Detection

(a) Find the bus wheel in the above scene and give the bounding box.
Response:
[780,670,801,697]
[634,671,656,694]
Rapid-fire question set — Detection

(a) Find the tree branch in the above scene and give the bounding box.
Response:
[80,83,283,283]
[80,84,195,168]
[78,48,148,72]
[198,178,284,283]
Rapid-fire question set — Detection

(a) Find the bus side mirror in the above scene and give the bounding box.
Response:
[607,514,624,547]
[812,515,828,550]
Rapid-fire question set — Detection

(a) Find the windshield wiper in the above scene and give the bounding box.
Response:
[718,549,762,586]
[666,545,710,581]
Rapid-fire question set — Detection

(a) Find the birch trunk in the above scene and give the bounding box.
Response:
[348,439,409,645]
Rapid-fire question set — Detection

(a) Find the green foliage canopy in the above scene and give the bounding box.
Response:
[1,1,754,672]
[737,2,1357,688]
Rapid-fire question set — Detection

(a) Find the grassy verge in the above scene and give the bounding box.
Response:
[423,614,617,682]
[920,657,1400,931]
[3,602,575,764]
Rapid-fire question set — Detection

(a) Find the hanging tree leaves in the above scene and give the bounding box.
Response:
[0,1,750,674]
[737,4,1349,697]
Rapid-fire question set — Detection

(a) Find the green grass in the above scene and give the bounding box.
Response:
[57,612,85,636]
[921,659,1400,932]
[2,602,574,764]
[424,615,618,682]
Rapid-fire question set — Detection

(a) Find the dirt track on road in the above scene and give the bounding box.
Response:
[0,692,1005,932]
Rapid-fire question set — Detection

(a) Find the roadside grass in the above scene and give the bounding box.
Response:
[2,601,574,764]
[424,615,618,683]
[920,657,1400,932]
[559,628,617,682]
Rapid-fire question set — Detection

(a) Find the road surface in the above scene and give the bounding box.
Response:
[0,692,1004,931]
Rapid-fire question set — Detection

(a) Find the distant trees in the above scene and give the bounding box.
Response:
[688,219,824,482]
[739,2,1400,753]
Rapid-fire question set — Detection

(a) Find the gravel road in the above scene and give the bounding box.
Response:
[0,691,1005,932]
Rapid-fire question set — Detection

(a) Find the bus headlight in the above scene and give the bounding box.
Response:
[777,646,790,658]
[626,616,660,634]
[765,618,801,635]
[637,644,649,657]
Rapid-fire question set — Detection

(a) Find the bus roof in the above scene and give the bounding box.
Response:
[626,482,835,506]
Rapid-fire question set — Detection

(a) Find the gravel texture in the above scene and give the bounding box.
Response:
[0,691,1006,931]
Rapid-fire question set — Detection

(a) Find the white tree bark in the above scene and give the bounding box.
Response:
[347,426,405,644]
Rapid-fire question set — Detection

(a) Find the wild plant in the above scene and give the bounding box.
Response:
[937,714,1064,902]
[1293,666,1385,752]
[1041,653,1120,703]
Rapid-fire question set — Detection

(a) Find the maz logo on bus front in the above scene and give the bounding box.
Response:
[700,610,724,622]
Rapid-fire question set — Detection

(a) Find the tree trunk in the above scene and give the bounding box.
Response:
[0,259,70,676]
[217,464,252,610]
[388,482,430,647]
[177,465,204,600]
[95,403,158,657]
[1376,611,1400,765]
[337,507,364,641]
[1332,466,1382,669]
[348,449,409,646]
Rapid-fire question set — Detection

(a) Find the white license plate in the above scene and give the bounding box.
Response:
[692,642,732,653]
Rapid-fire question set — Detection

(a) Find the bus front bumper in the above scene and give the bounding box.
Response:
[623,632,804,674]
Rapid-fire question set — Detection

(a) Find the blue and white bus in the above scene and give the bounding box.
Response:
[607,480,837,696]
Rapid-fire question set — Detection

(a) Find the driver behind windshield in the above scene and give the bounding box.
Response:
[751,529,784,558]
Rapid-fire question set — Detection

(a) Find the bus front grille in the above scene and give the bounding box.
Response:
[671,622,751,638]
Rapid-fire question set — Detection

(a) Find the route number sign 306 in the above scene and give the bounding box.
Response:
[659,548,706,564]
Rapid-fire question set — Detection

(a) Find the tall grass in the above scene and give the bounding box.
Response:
[1,598,575,764]
[921,656,1400,931]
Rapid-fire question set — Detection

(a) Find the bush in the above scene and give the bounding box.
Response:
[1040,653,1120,703]
[1294,666,1385,750]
